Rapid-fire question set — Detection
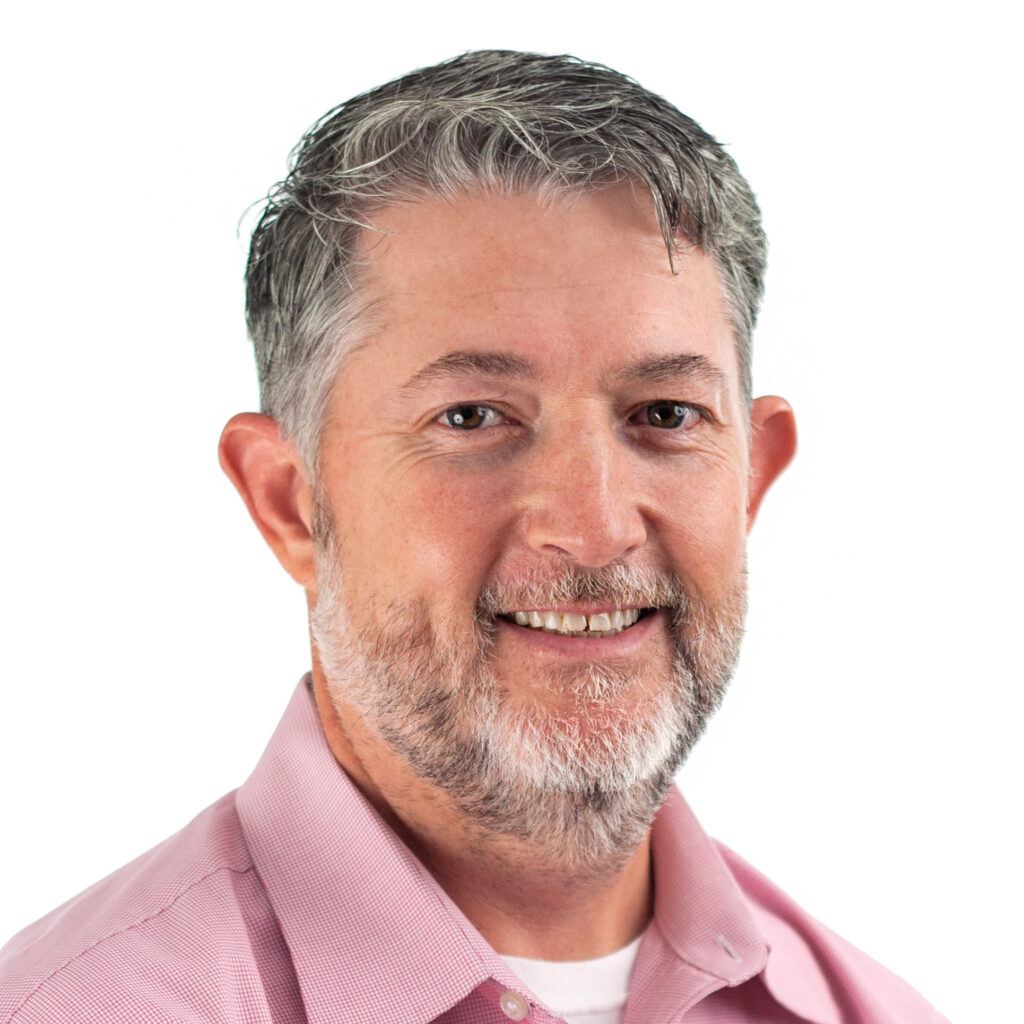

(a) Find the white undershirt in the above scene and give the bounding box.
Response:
[499,933,643,1024]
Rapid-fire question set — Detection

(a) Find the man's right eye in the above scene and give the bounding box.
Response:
[442,405,495,429]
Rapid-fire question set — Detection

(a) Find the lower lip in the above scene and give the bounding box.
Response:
[495,609,667,658]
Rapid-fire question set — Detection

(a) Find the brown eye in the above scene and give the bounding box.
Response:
[444,405,490,429]
[645,401,699,429]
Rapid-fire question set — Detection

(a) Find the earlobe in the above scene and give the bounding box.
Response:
[747,396,797,531]
[218,413,317,588]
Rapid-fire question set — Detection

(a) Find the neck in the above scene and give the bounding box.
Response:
[412,816,653,960]
[311,667,654,960]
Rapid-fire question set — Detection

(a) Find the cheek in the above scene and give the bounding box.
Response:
[345,458,518,606]
[650,467,748,596]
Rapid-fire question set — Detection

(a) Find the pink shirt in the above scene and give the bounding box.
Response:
[0,680,948,1023]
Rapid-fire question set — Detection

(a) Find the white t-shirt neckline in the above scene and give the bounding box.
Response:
[499,932,644,1023]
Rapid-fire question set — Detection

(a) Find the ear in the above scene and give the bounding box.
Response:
[218,413,316,588]
[747,396,797,531]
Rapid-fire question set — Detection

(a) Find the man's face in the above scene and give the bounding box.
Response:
[311,186,755,867]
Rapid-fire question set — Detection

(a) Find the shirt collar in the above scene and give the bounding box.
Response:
[236,680,510,1024]
[649,790,769,983]
[645,797,842,1024]
[745,893,845,1024]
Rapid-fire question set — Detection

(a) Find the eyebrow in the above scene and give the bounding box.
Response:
[619,353,729,391]
[401,348,729,394]
[401,350,535,393]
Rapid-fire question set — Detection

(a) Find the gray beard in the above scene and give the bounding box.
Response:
[311,522,746,874]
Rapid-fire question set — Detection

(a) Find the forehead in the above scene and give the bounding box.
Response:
[346,185,739,389]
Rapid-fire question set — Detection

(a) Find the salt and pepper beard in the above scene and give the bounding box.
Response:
[311,510,747,874]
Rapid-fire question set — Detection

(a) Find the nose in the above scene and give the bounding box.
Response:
[521,428,648,567]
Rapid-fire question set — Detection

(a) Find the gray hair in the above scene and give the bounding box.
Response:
[245,50,766,472]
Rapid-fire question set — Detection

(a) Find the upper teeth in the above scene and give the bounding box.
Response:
[510,608,642,636]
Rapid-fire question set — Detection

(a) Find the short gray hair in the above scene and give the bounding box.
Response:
[245,50,766,471]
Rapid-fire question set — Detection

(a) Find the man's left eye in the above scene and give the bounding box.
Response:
[442,405,498,430]
[643,401,703,429]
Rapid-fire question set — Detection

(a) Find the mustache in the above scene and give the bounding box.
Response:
[476,562,689,620]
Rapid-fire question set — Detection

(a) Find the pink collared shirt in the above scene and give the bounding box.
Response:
[0,680,948,1023]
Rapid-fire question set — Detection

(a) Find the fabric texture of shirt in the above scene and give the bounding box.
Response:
[0,679,949,1024]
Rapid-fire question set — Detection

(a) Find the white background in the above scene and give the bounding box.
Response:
[1,3,1020,1021]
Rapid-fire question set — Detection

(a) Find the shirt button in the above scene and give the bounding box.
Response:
[499,989,529,1020]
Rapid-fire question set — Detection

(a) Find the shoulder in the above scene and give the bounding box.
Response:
[0,792,278,1024]
[716,842,950,1024]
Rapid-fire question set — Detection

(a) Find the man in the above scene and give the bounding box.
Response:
[0,51,947,1023]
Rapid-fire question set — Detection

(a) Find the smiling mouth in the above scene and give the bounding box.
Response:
[498,608,658,639]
